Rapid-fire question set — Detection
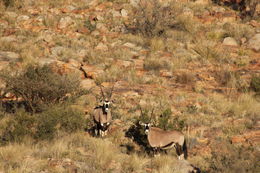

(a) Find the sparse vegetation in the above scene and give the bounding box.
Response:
[0,0,258,172]
[126,0,182,38]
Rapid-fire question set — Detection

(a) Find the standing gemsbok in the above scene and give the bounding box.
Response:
[140,122,188,160]
[92,84,114,137]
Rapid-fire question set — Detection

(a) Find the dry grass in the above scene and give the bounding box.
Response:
[0,0,259,172]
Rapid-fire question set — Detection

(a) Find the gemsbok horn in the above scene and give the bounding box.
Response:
[140,122,188,160]
[92,84,115,137]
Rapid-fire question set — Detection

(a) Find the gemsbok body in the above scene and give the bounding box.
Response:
[92,85,114,137]
[141,123,188,159]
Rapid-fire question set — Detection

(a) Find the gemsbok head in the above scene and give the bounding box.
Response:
[139,121,188,160]
[92,84,115,137]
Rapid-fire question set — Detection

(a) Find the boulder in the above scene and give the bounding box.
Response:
[58,16,73,29]
[80,65,104,79]
[247,33,260,52]
[121,9,128,18]
[223,37,239,46]
[80,79,96,90]
[0,51,20,61]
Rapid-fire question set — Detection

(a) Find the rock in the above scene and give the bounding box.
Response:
[80,65,104,79]
[39,31,55,43]
[123,42,136,49]
[112,10,121,18]
[68,59,81,69]
[231,136,246,144]
[194,0,210,5]
[80,79,96,90]
[223,37,239,46]
[95,43,108,51]
[133,59,144,69]
[58,16,73,29]
[130,0,140,7]
[0,51,20,61]
[96,23,108,32]
[91,30,100,37]
[115,60,132,68]
[160,70,173,78]
[50,60,82,77]
[247,34,260,52]
[0,36,17,42]
[17,15,30,22]
[121,9,128,17]
[38,58,56,66]
[175,160,201,173]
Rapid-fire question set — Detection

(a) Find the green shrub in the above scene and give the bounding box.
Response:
[0,64,82,113]
[35,105,85,140]
[1,110,35,144]
[158,108,172,130]
[250,75,260,94]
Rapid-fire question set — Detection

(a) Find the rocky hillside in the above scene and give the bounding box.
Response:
[0,0,259,172]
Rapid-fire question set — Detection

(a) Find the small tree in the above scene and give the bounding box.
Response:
[0,64,83,113]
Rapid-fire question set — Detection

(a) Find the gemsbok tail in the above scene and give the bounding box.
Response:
[183,139,188,159]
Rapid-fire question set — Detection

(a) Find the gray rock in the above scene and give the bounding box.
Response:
[174,160,201,173]
[223,37,239,46]
[38,58,56,66]
[111,10,121,18]
[0,36,17,42]
[121,9,128,17]
[58,16,73,29]
[51,46,66,56]
[130,0,140,7]
[0,51,20,61]
[247,33,260,52]
[17,15,30,22]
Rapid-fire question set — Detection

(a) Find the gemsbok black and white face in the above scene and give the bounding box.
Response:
[143,123,151,135]
[102,99,111,113]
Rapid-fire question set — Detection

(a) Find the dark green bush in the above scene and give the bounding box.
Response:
[35,105,85,140]
[0,105,85,142]
[250,75,260,94]
[1,110,35,144]
[0,64,82,113]
[158,108,172,130]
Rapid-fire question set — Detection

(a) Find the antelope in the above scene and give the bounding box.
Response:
[140,122,188,160]
[92,84,114,137]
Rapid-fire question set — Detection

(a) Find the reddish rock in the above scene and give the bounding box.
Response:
[95,43,108,51]
[80,79,96,90]
[133,59,144,69]
[81,65,104,79]
[50,61,82,77]
[115,60,132,68]
[160,70,173,78]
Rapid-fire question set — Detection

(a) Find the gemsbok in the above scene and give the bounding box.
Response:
[140,122,188,160]
[92,84,114,137]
